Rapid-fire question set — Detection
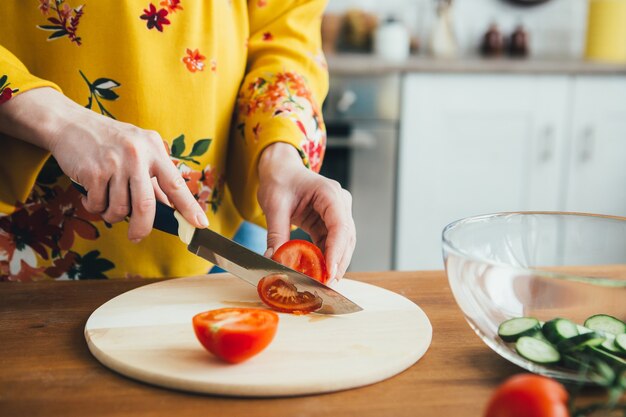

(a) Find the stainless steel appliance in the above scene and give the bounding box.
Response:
[320,73,400,271]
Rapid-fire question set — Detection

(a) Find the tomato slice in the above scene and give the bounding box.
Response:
[271,240,329,284]
[192,308,278,364]
[257,273,323,315]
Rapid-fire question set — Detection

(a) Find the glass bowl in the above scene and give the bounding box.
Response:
[442,211,626,383]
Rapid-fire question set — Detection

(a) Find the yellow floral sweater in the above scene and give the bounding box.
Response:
[0,0,328,280]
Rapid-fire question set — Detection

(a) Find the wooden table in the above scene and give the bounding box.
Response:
[0,271,602,417]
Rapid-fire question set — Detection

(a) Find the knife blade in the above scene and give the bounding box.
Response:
[72,182,362,315]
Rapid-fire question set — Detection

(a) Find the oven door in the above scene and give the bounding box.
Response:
[321,122,397,271]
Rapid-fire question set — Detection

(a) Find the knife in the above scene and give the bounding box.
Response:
[72,182,362,315]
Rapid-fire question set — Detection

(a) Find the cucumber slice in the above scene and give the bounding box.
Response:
[557,332,606,352]
[599,334,620,354]
[562,353,589,371]
[498,317,541,342]
[515,336,561,364]
[616,334,626,354]
[586,346,626,371]
[562,353,617,386]
[542,318,579,344]
[584,314,626,336]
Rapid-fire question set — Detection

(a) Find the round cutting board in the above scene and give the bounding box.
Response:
[85,274,432,397]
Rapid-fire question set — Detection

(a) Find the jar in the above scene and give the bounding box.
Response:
[585,0,626,63]
[373,16,411,62]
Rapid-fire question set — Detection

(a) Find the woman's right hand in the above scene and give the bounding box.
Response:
[0,87,208,242]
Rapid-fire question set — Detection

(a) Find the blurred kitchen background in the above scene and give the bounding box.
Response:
[238,0,626,273]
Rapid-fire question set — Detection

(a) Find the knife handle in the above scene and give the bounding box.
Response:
[71,181,181,237]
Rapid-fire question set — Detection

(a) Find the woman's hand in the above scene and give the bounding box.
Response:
[0,87,208,241]
[257,142,356,282]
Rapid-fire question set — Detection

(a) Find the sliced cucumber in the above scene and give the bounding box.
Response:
[562,353,589,371]
[586,346,626,371]
[530,330,550,344]
[599,334,621,354]
[562,353,618,386]
[584,314,626,336]
[498,317,541,342]
[616,333,626,354]
[557,332,606,352]
[515,336,561,364]
[577,325,594,335]
[499,315,625,382]
[542,318,579,344]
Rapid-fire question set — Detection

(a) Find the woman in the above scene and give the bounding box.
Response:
[0,0,355,281]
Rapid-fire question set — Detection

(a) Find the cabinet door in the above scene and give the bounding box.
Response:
[565,77,626,216]
[396,74,569,270]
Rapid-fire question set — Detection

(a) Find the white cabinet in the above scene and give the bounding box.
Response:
[395,73,626,270]
[395,74,571,270]
[564,77,626,216]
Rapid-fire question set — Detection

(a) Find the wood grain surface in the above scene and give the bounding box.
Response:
[0,271,607,417]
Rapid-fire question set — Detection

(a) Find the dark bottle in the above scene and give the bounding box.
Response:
[480,23,505,57]
[508,24,529,57]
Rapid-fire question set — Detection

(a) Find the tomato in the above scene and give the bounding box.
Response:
[257,273,323,314]
[192,308,278,364]
[485,374,570,417]
[271,240,329,284]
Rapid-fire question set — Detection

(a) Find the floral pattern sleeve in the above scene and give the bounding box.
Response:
[0,44,62,214]
[226,0,329,227]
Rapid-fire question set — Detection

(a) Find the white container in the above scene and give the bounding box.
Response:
[373,17,410,62]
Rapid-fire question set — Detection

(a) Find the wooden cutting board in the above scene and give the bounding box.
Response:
[84,274,432,397]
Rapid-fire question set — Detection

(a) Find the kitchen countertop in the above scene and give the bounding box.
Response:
[0,271,606,417]
[327,53,626,75]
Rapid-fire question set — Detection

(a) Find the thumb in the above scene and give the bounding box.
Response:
[264,205,291,258]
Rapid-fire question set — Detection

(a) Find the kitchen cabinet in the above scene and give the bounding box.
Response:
[395,74,571,270]
[396,73,626,270]
[564,77,626,216]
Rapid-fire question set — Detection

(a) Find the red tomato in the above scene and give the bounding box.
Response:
[271,240,329,284]
[485,374,570,417]
[192,308,278,364]
[257,273,323,314]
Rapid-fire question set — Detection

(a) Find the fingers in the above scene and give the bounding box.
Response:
[264,203,292,258]
[50,114,207,241]
[334,189,355,281]
[335,225,356,282]
[151,177,171,206]
[127,171,156,242]
[81,174,108,214]
[314,184,355,282]
[101,174,130,224]
[155,160,208,229]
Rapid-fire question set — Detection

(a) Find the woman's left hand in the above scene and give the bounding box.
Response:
[257,142,356,283]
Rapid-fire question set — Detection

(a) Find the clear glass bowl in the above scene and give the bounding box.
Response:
[442,212,626,383]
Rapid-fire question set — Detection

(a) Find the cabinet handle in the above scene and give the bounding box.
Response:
[579,126,595,163]
[538,126,555,163]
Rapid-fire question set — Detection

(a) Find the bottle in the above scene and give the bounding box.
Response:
[373,16,410,62]
[429,0,458,58]
[480,23,504,57]
[508,24,529,58]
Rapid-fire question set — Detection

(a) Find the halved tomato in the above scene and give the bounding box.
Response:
[192,308,279,364]
[271,240,329,284]
[257,273,323,314]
